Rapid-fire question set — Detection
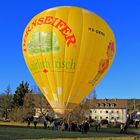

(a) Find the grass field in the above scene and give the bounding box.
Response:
[0,122,139,140]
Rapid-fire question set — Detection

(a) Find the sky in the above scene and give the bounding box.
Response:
[0,0,140,99]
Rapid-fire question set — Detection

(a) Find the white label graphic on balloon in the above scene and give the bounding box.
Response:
[57,87,62,95]
[53,93,59,102]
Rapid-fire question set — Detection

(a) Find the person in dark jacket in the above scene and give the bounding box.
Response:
[95,121,99,132]
[84,121,89,134]
[123,123,128,134]
[120,123,124,134]
[34,119,37,129]
[27,118,30,127]
[44,120,47,129]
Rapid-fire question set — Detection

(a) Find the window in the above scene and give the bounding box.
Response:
[117,110,119,113]
[100,111,102,113]
[100,103,105,107]
[111,110,114,113]
[106,111,108,113]
[96,104,100,107]
[95,116,97,119]
[111,117,114,119]
[111,103,116,107]
[100,117,102,119]
[106,117,108,119]
[106,103,110,107]
[95,111,96,113]
[117,117,119,119]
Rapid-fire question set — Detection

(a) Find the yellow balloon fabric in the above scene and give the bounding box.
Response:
[22,6,116,115]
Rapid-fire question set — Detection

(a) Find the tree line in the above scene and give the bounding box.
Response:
[0,81,51,122]
[0,82,96,123]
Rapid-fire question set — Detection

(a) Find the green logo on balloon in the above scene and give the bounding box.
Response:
[27,30,60,55]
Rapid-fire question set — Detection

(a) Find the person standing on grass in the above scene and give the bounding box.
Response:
[95,121,99,132]
[135,121,139,128]
[81,121,84,134]
[34,119,37,129]
[44,119,47,129]
[120,123,124,133]
[27,118,30,127]
[123,123,128,134]
[84,120,89,134]
[98,121,101,130]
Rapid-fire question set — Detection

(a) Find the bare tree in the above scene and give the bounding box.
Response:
[66,99,91,124]
[0,85,13,120]
[34,93,53,117]
[22,93,35,119]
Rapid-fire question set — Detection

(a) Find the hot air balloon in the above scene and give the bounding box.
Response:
[22,6,116,115]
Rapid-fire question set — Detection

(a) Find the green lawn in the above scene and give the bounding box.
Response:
[0,124,139,140]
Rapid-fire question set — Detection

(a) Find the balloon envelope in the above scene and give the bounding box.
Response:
[22,6,116,115]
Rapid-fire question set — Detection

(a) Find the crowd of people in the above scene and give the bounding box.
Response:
[27,117,104,134]
[27,117,131,134]
[27,118,93,133]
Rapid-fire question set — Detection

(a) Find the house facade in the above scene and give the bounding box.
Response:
[89,99,128,123]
